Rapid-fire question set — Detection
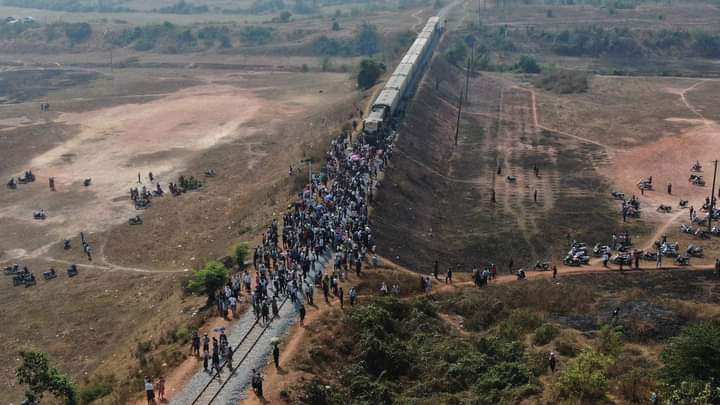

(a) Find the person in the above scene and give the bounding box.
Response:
[252,369,264,397]
[299,304,306,325]
[144,377,156,405]
[149,172,154,182]
[602,253,609,268]
[273,344,280,369]
[656,251,662,269]
[552,265,557,279]
[191,331,200,356]
[156,377,165,401]
[225,346,234,369]
[509,258,514,274]
[650,391,659,405]
[202,349,209,371]
[634,251,640,270]
[433,260,439,280]
[667,183,672,194]
[338,286,344,309]
[715,258,720,277]
[533,189,537,203]
[445,267,452,284]
[212,346,221,373]
[612,307,620,323]
[349,286,358,306]
[138,172,142,183]
[548,352,557,373]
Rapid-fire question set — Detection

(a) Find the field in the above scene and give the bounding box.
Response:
[0,0,431,401]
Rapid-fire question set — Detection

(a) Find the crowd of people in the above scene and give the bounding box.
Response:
[164,127,393,404]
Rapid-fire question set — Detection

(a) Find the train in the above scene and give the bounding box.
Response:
[362,16,444,142]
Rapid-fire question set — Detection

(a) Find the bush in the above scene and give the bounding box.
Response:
[16,351,77,404]
[332,21,341,31]
[278,10,292,22]
[513,55,541,74]
[445,39,468,66]
[596,325,623,357]
[187,261,229,302]
[617,368,654,403]
[78,375,115,404]
[659,321,720,388]
[533,323,559,346]
[232,241,249,267]
[156,0,209,14]
[557,349,612,401]
[64,22,92,45]
[354,22,380,56]
[533,69,589,94]
[356,59,385,89]
[240,26,273,45]
[555,336,580,357]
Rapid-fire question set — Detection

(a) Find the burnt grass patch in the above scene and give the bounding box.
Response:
[374,64,624,271]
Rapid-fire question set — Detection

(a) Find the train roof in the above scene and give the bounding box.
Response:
[373,88,400,109]
[393,63,413,77]
[384,75,407,90]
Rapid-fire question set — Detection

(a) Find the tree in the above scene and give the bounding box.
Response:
[354,22,380,56]
[64,22,92,45]
[16,351,77,405]
[514,55,541,73]
[332,21,341,31]
[356,59,385,89]
[660,321,720,389]
[188,261,229,302]
[445,39,468,65]
[232,241,249,267]
[279,10,293,22]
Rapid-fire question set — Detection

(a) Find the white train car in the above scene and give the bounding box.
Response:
[363,16,444,141]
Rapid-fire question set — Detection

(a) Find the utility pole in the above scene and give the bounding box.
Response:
[454,88,463,146]
[709,159,718,232]
[465,47,474,101]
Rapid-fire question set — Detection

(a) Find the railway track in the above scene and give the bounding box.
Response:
[190,294,290,405]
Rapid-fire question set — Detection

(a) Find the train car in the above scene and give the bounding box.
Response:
[362,16,444,142]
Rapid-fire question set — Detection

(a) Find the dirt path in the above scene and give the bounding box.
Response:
[679,81,709,125]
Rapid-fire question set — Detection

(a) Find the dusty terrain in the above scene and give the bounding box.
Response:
[0,66,359,402]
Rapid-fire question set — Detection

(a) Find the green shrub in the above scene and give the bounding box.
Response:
[533,323,559,346]
[232,241,249,267]
[239,26,273,45]
[187,261,229,302]
[498,309,541,340]
[617,368,654,403]
[64,22,92,45]
[660,321,720,389]
[513,55,541,74]
[16,351,77,405]
[356,59,385,89]
[596,325,623,357]
[557,349,612,401]
[78,375,115,404]
[354,22,380,56]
